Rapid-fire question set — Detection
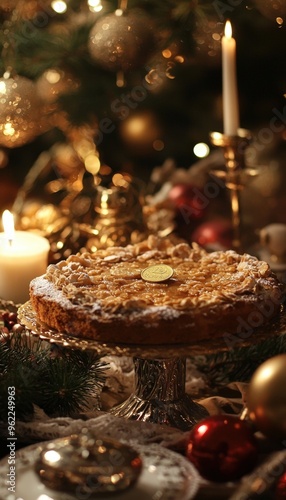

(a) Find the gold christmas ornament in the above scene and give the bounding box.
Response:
[119,110,162,154]
[35,67,80,105]
[247,354,286,439]
[88,9,156,72]
[0,74,45,148]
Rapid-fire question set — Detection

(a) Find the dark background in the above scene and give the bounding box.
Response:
[0,0,286,211]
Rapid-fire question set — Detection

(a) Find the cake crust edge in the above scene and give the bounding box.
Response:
[29,273,283,346]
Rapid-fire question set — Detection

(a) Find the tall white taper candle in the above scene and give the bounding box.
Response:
[222,20,240,136]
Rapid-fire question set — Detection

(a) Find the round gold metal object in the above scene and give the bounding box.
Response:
[247,354,286,439]
[141,264,174,283]
[35,431,142,495]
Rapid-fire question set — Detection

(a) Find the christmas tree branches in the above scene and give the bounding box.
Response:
[193,333,286,388]
[0,0,202,76]
[0,0,206,128]
[0,305,107,421]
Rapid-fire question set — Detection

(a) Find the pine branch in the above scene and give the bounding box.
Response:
[194,334,286,386]
[0,0,206,78]
[2,24,93,78]
[0,304,108,421]
[33,349,107,417]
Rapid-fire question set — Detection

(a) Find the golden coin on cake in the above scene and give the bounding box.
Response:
[29,236,283,345]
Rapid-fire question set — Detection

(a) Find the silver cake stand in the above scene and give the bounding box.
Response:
[18,302,286,431]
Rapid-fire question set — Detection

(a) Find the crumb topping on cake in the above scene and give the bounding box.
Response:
[41,236,279,314]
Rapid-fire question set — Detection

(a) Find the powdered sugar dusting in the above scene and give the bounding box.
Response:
[30,237,281,324]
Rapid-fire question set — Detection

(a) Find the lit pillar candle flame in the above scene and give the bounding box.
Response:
[2,209,15,245]
[222,20,240,136]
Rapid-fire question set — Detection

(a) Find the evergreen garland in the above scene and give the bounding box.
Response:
[0,303,107,422]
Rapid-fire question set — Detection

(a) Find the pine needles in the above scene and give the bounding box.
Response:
[0,328,107,421]
[193,334,286,388]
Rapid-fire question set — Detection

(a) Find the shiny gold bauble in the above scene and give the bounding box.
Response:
[88,9,156,72]
[247,354,286,439]
[119,110,162,154]
[35,67,80,105]
[0,74,44,148]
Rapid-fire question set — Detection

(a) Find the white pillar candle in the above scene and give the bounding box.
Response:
[0,211,50,304]
[222,20,240,136]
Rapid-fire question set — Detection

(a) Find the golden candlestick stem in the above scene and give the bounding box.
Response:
[230,187,240,251]
[210,129,254,252]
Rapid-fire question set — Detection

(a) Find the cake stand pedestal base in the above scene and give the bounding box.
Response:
[110,357,208,431]
[18,301,286,432]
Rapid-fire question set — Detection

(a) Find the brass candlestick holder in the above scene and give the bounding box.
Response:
[210,129,257,252]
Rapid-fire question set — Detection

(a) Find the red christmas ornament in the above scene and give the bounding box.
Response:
[276,472,286,499]
[168,183,206,221]
[186,415,258,482]
[191,219,233,249]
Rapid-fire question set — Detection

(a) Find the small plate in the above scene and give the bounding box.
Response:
[0,440,200,500]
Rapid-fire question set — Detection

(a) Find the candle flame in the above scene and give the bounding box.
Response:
[2,210,15,243]
[224,20,232,39]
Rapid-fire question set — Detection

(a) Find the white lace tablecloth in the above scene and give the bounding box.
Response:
[0,355,245,445]
[1,353,285,499]
[0,355,251,499]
